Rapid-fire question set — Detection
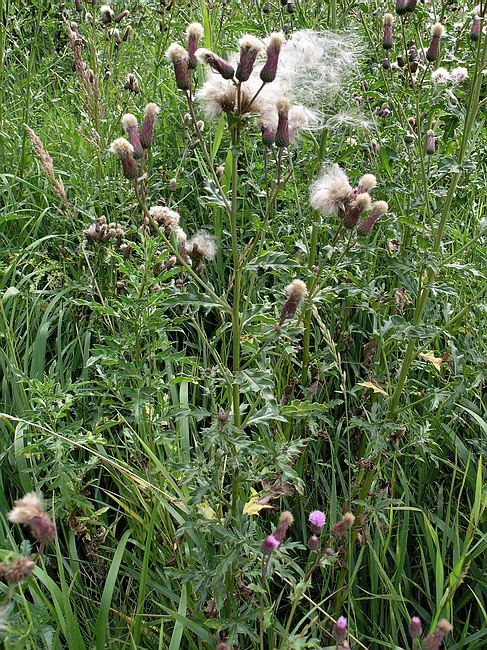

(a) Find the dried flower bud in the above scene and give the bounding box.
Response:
[74,0,83,12]
[425,129,435,155]
[99,4,113,24]
[122,26,132,42]
[186,22,204,69]
[0,556,36,584]
[166,43,192,91]
[120,243,133,258]
[260,32,285,83]
[85,12,93,23]
[280,279,307,322]
[426,23,445,62]
[236,35,263,82]
[408,616,422,639]
[124,73,139,94]
[261,534,280,554]
[139,103,160,148]
[357,201,388,236]
[195,48,235,79]
[275,97,290,148]
[114,9,129,23]
[397,54,406,67]
[109,138,138,179]
[331,512,356,538]
[383,14,394,50]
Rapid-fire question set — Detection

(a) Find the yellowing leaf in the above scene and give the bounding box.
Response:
[243,489,274,516]
[357,381,388,396]
[198,502,217,520]
[419,352,443,371]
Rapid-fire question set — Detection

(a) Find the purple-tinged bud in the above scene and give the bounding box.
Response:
[216,643,230,650]
[109,138,138,180]
[263,2,271,13]
[166,43,192,91]
[282,24,290,34]
[343,193,371,229]
[260,32,285,83]
[275,97,290,148]
[470,16,481,41]
[114,9,129,23]
[333,616,348,643]
[396,0,408,15]
[382,58,391,70]
[382,14,394,50]
[325,547,335,555]
[139,103,160,149]
[405,0,417,11]
[331,512,356,538]
[272,511,294,542]
[0,556,36,584]
[29,512,57,542]
[124,73,139,94]
[74,0,83,12]
[261,535,280,554]
[397,54,406,67]
[287,1,295,13]
[408,45,417,62]
[425,129,435,155]
[408,616,422,639]
[308,510,326,530]
[195,48,235,79]
[409,60,419,73]
[426,23,445,62]
[280,279,307,322]
[186,23,204,69]
[121,114,143,158]
[99,4,113,24]
[236,35,263,82]
[357,200,388,236]
[308,535,319,550]
[260,122,276,146]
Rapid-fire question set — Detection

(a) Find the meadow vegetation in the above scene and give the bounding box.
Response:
[0,0,486,648]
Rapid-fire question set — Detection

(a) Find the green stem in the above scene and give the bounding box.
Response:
[301,222,319,384]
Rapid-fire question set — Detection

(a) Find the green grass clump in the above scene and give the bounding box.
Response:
[0,0,486,648]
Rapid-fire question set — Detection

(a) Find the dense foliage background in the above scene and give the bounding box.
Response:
[0,0,486,648]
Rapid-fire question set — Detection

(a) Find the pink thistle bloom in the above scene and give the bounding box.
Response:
[261,535,280,554]
[308,510,326,529]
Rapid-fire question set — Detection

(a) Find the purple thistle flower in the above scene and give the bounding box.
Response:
[261,534,280,554]
[357,201,388,237]
[382,14,394,50]
[470,16,481,42]
[236,35,263,82]
[139,103,160,149]
[260,32,285,83]
[195,49,235,80]
[409,616,423,639]
[186,23,204,69]
[308,535,319,550]
[275,97,290,148]
[425,130,435,155]
[426,24,445,62]
[333,616,348,642]
[308,510,326,529]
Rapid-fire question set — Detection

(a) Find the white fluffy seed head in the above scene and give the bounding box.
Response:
[144,102,160,118]
[383,13,394,25]
[310,164,353,215]
[285,279,308,301]
[149,206,180,230]
[355,192,372,209]
[186,22,204,39]
[195,48,215,64]
[432,22,445,37]
[276,97,290,113]
[8,492,45,524]
[268,32,286,49]
[100,4,113,16]
[109,137,134,157]
[166,42,189,63]
[187,230,217,260]
[121,113,138,130]
[239,34,264,52]
[373,200,388,215]
[451,66,468,82]
[174,227,187,242]
[359,174,377,191]
[431,67,451,83]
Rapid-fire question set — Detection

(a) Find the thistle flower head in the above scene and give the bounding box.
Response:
[260,31,285,83]
[195,48,235,79]
[166,43,192,90]
[334,616,348,642]
[408,616,422,639]
[121,113,137,130]
[275,96,290,147]
[383,13,394,25]
[272,511,294,542]
[427,24,445,61]
[187,230,217,262]
[186,22,204,68]
[8,492,44,524]
[357,201,388,236]
[124,73,139,93]
[0,556,36,585]
[308,535,320,549]
[236,34,263,82]
[451,66,468,83]
[139,103,160,148]
[431,67,451,84]
[357,173,376,193]
[186,22,204,40]
[308,510,326,529]
[382,15,394,50]
[426,130,436,155]
[431,22,446,37]
[470,16,481,41]
[100,4,113,23]
[343,192,371,229]
[149,206,180,233]
[109,137,134,158]
[310,164,353,216]
[261,534,280,554]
